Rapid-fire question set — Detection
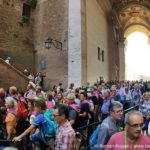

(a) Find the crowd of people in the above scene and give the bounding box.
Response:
[0,80,150,149]
[23,69,43,87]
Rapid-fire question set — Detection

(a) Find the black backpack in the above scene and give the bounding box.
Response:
[69,106,80,129]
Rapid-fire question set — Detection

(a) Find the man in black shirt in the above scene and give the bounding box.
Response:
[79,92,90,140]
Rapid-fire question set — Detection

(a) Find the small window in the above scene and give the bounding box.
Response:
[22,3,31,17]
[98,47,100,60]
[102,50,104,62]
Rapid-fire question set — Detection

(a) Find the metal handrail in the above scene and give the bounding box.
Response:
[124,105,139,114]
[75,105,139,132]
[75,121,101,132]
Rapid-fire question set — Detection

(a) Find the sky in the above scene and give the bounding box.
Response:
[125,32,150,80]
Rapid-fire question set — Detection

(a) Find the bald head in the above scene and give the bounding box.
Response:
[125,111,144,139]
[125,110,143,124]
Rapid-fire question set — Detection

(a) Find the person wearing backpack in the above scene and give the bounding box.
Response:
[66,93,80,129]
[89,101,123,150]
[8,86,28,118]
[13,99,55,150]
[9,88,29,137]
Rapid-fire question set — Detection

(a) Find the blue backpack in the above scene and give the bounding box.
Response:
[89,124,101,150]
[44,109,58,138]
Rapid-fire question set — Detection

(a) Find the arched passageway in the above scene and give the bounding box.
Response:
[125,32,150,80]
[124,25,150,81]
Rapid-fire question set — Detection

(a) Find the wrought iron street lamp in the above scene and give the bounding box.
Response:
[45,37,62,50]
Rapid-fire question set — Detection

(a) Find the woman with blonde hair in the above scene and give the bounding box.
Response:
[5,97,18,140]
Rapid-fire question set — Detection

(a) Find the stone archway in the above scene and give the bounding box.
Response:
[124,25,150,38]
[109,0,150,80]
[123,25,150,80]
[118,25,150,80]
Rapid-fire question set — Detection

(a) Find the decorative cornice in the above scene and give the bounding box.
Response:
[112,0,150,12]
[109,0,150,34]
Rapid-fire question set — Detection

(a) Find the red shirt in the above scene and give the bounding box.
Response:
[105,131,150,150]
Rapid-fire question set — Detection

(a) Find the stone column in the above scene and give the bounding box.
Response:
[81,0,87,86]
[68,0,82,87]
[118,39,125,80]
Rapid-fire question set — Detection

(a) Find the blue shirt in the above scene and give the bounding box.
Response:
[101,99,111,114]
[33,113,48,135]
[139,101,150,117]
[97,116,118,150]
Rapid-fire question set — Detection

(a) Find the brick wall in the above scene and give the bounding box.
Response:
[0,0,34,73]
[33,0,69,89]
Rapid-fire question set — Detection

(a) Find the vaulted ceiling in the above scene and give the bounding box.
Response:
[110,0,150,32]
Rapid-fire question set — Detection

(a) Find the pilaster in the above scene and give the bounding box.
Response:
[119,38,125,80]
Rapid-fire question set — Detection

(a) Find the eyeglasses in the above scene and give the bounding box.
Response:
[127,123,144,128]
[114,110,123,114]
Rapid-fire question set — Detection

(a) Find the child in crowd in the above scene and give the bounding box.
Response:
[46,94,55,109]
[13,99,55,149]
[56,93,64,105]
[28,99,36,125]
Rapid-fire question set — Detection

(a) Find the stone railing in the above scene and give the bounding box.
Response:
[0,58,29,91]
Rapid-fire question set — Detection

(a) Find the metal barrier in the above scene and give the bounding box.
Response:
[0,139,12,142]
[74,104,140,149]
[75,121,101,132]
[0,105,140,150]
[124,105,139,114]
[75,105,139,132]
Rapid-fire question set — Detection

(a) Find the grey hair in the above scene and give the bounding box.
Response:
[5,97,17,108]
[111,85,117,91]
[67,93,75,100]
[109,101,123,112]
[102,89,110,96]
[125,110,143,124]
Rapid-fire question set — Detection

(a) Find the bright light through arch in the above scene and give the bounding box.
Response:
[125,32,150,81]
